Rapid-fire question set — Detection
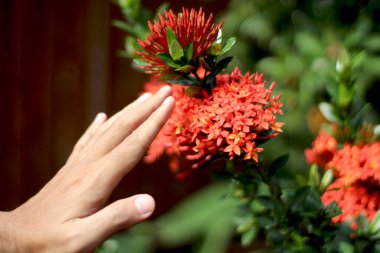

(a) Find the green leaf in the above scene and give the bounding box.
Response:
[320,169,333,191]
[241,228,258,247]
[339,241,354,253]
[184,42,193,62]
[268,154,289,177]
[200,58,212,70]
[308,164,320,188]
[220,37,236,55]
[256,216,276,229]
[175,65,195,74]
[166,28,184,61]
[212,56,233,74]
[133,58,148,66]
[154,2,169,19]
[369,211,380,234]
[117,0,135,8]
[336,48,351,74]
[163,75,198,86]
[166,28,177,47]
[112,20,135,34]
[185,86,203,97]
[156,53,181,68]
[210,43,223,56]
[169,40,184,61]
[319,102,342,124]
[337,83,352,108]
[160,72,184,81]
[256,196,274,211]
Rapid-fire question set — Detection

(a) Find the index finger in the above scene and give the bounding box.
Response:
[98,96,175,189]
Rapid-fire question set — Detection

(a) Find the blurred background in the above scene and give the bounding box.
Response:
[1,0,380,252]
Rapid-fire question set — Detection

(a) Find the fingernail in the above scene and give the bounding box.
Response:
[95,112,107,123]
[134,195,154,216]
[158,85,171,94]
[136,92,152,102]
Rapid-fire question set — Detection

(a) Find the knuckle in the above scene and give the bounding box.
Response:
[118,118,134,130]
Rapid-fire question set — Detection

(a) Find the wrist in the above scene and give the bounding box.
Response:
[0,211,18,253]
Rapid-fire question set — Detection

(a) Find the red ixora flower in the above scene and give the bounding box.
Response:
[305,130,338,168]
[143,67,284,177]
[136,7,223,74]
[322,178,380,224]
[310,135,380,224]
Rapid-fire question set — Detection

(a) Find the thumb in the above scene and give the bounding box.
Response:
[75,194,155,251]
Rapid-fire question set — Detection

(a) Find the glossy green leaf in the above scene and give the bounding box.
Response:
[220,37,236,55]
[112,20,135,34]
[268,154,289,177]
[339,241,354,253]
[212,56,233,74]
[156,53,181,68]
[201,59,212,70]
[175,65,195,74]
[320,169,333,191]
[169,40,184,61]
[337,83,352,108]
[185,42,193,62]
[163,75,197,86]
[210,43,223,56]
[369,211,380,234]
[133,58,148,66]
[166,28,177,47]
[308,164,320,188]
[117,0,135,8]
[241,228,258,247]
[160,72,184,81]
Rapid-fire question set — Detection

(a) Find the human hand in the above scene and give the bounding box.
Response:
[0,86,174,253]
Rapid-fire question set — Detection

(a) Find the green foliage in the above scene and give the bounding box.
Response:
[112,1,169,58]
[221,0,380,174]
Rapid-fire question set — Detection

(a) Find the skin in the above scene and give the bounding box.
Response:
[0,85,175,253]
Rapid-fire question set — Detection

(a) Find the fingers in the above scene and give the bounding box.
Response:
[67,113,108,163]
[76,194,155,251]
[100,96,175,185]
[98,92,152,132]
[82,86,172,161]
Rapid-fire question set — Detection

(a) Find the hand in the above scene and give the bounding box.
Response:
[0,86,175,253]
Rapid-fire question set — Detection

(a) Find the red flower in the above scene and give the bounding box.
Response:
[322,178,380,224]
[305,130,338,168]
[316,140,380,224]
[143,68,284,176]
[329,142,380,186]
[136,8,223,75]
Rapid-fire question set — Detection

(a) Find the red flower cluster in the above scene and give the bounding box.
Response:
[322,178,380,224]
[143,68,284,176]
[306,131,380,224]
[305,130,338,168]
[136,8,223,75]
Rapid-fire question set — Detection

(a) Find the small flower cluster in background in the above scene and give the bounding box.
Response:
[307,130,380,224]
